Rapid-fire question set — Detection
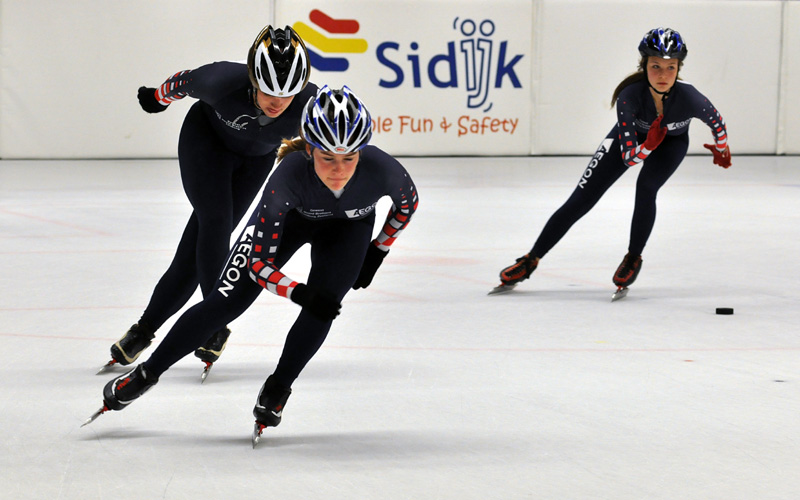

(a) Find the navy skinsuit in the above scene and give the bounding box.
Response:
[139,61,318,331]
[144,145,418,387]
[531,79,728,258]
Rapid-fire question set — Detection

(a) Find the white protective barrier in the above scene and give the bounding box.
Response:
[0,0,272,159]
[532,0,783,155]
[0,0,798,158]
[781,1,800,154]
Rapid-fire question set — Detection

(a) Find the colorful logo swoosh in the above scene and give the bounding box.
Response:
[294,9,368,72]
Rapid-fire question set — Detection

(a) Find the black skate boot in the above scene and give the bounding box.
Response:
[490,253,539,294]
[613,252,643,287]
[252,375,292,446]
[102,364,159,411]
[110,321,155,366]
[194,327,231,363]
[194,327,231,382]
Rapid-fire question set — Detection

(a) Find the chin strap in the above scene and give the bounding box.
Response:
[249,87,270,126]
[648,80,672,101]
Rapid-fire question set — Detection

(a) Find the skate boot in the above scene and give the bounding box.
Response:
[490,253,539,294]
[613,252,643,287]
[252,375,292,446]
[102,364,159,411]
[194,327,231,363]
[109,321,155,366]
[194,327,231,382]
[611,253,643,301]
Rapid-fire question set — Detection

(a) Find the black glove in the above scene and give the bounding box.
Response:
[137,86,168,113]
[290,284,341,321]
[353,244,388,290]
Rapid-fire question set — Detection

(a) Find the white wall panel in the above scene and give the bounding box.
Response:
[0,0,796,158]
[531,0,782,156]
[780,1,800,154]
[0,1,272,158]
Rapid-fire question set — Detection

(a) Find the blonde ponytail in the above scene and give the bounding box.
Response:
[277,136,308,162]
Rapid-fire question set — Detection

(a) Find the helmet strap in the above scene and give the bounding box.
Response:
[250,87,259,108]
[647,78,672,102]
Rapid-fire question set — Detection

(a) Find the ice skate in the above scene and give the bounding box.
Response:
[611,287,629,301]
[252,375,292,447]
[103,363,159,410]
[100,321,155,373]
[611,253,642,302]
[81,405,110,427]
[489,253,539,295]
[83,364,160,427]
[194,327,231,383]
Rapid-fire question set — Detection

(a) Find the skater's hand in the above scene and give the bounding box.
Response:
[642,115,667,151]
[703,144,731,168]
[137,86,168,113]
[290,284,341,321]
[352,243,388,290]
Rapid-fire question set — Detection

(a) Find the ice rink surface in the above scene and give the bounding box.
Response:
[1,154,798,499]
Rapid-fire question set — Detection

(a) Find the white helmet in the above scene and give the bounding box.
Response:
[247,25,310,97]
[301,86,373,154]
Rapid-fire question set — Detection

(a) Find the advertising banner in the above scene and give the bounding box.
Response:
[276,0,532,155]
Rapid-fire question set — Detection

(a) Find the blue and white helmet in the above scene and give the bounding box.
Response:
[301,85,373,154]
[638,27,688,61]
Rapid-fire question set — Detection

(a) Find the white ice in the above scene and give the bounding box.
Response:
[1,155,799,500]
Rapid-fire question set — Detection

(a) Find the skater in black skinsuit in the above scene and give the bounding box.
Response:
[494,27,731,296]
[106,26,318,370]
[89,86,419,439]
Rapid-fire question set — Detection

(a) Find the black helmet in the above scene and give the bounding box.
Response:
[638,27,687,61]
[247,25,310,97]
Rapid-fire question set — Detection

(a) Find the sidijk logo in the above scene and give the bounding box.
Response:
[376,17,524,112]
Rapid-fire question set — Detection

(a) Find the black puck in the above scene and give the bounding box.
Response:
[716,307,734,315]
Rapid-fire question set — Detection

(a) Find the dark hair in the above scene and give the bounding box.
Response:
[610,57,647,108]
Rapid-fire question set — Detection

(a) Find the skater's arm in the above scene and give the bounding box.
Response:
[687,87,730,167]
[247,194,300,299]
[615,89,662,168]
[244,157,305,299]
[372,163,419,252]
[695,94,730,166]
[352,161,418,290]
[147,62,248,108]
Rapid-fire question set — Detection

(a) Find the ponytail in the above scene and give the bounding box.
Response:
[610,56,648,108]
[277,135,308,162]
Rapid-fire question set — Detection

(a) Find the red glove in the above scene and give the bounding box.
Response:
[642,115,667,151]
[703,144,731,169]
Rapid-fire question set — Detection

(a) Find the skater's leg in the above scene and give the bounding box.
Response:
[532,134,627,258]
[628,134,689,255]
[134,104,241,331]
[144,209,312,376]
[143,276,261,377]
[271,216,374,387]
[253,216,372,431]
[178,114,240,298]
[193,153,277,363]
[139,215,201,330]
